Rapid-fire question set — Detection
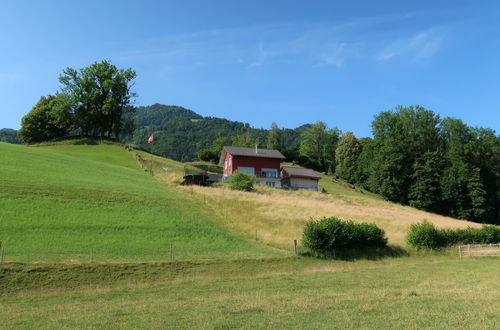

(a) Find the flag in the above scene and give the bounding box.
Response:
[147,134,154,144]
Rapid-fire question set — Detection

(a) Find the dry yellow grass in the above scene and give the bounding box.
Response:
[182,184,481,248]
[142,151,482,249]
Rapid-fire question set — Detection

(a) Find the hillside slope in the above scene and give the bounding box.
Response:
[0,142,278,262]
[144,152,482,248]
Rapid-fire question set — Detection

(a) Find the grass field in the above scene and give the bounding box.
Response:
[0,142,278,262]
[1,256,499,328]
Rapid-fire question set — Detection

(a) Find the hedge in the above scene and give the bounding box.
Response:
[406,221,500,250]
[302,217,387,255]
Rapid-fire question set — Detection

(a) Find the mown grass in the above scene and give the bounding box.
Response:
[0,142,279,262]
[0,256,498,328]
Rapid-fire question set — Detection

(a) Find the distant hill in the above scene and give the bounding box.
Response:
[0,128,20,144]
[127,104,308,162]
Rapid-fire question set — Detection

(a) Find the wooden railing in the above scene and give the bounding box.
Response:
[458,244,500,257]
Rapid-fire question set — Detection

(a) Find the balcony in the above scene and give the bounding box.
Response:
[254,171,281,179]
[233,169,281,179]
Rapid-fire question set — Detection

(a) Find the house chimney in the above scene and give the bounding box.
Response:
[255,144,258,154]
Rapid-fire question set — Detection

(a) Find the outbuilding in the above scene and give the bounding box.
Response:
[281,166,321,191]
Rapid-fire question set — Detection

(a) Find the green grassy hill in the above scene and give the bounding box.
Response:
[0,142,278,262]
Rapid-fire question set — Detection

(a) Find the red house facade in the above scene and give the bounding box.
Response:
[219,146,285,188]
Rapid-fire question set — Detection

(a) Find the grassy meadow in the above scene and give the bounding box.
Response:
[1,256,499,328]
[0,142,278,262]
[1,141,499,329]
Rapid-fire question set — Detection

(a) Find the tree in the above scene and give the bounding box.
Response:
[335,132,362,183]
[18,94,72,143]
[299,121,340,172]
[197,149,219,163]
[369,105,441,204]
[408,151,444,212]
[59,60,136,138]
[267,122,283,151]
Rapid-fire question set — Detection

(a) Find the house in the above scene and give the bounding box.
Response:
[281,166,321,191]
[219,146,285,188]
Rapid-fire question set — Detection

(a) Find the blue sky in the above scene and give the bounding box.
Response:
[1,0,499,137]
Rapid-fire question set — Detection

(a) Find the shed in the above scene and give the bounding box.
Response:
[281,166,321,191]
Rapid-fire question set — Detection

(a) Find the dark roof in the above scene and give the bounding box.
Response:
[282,166,321,180]
[219,146,285,164]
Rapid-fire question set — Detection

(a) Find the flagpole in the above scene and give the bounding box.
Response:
[147,134,154,176]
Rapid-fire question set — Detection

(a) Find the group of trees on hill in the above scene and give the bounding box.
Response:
[18,60,136,143]
[333,106,499,224]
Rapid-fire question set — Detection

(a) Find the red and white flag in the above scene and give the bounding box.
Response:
[147,134,154,144]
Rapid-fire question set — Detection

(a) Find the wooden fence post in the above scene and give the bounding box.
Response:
[293,240,298,256]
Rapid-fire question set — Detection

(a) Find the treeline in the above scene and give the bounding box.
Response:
[0,128,20,144]
[333,106,499,224]
[18,60,136,143]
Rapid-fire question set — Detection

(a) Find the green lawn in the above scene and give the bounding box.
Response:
[1,256,498,328]
[0,142,279,262]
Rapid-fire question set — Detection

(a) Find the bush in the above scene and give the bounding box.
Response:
[406,221,445,250]
[406,221,500,249]
[302,217,387,255]
[228,172,255,191]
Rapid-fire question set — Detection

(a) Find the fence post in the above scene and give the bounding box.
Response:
[468,244,471,256]
[293,240,298,256]
[458,245,462,258]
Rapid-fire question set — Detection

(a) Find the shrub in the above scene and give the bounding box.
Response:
[407,221,500,249]
[302,217,387,255]
[406,221,446,250]
[228,172,255,192]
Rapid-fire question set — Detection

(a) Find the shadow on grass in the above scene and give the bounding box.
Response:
[301,245,409,261]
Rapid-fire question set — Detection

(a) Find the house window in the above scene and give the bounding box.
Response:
[266,181,276,187]
[261,168,278,178]
[238,166,255,175]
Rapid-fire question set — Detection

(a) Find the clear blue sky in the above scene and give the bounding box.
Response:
[1,0,499,137]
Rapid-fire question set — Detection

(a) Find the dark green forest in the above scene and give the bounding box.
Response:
[126,103,308,162]
[0,128,20,144]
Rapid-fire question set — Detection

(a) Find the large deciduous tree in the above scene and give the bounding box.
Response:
[59,60,136,138]
[18,94,72,143]
[299,121,340,172]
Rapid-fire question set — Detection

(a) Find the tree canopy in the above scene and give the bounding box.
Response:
[18,94,72,143]
[59,60,136,139]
